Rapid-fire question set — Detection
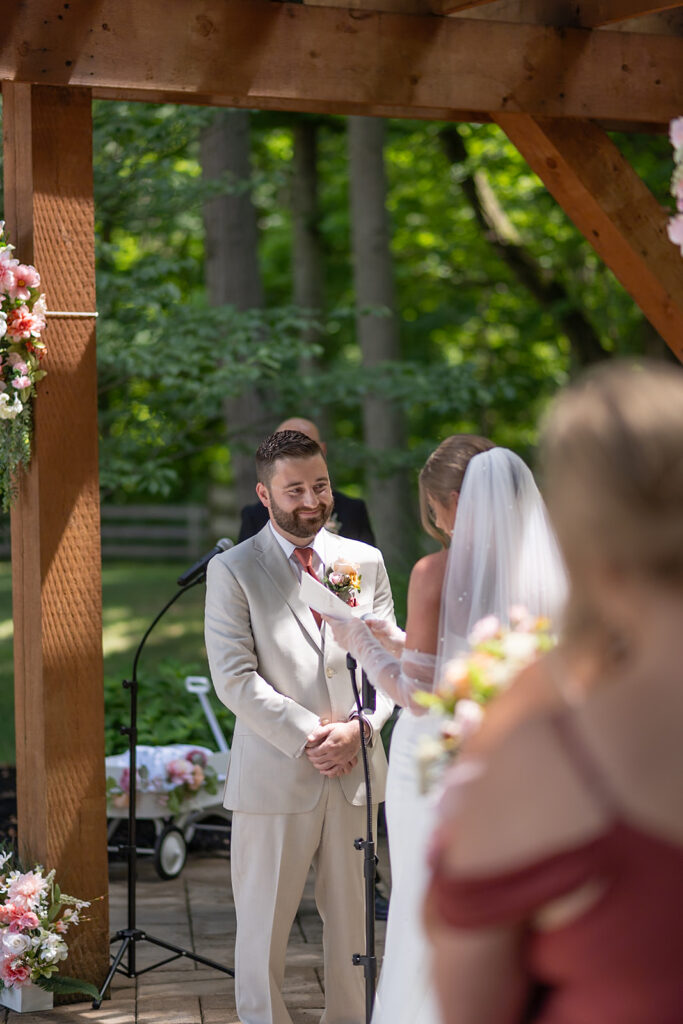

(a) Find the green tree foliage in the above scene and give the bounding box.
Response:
[90,102,673,501]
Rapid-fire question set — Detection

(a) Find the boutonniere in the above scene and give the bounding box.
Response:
[323,558,361,607]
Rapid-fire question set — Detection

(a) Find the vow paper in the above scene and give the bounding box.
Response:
[300,571,354,620]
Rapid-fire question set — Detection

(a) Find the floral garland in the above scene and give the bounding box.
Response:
[0,848,98,998]
[414,607,557,792]
[0,223,47,512]
[667,117,683,255]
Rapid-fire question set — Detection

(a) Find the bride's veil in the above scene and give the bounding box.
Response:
[435,447,567,682]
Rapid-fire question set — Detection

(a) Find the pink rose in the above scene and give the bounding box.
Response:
[6,305,45,341]
[468,614,501,646]
[0,256,18,295]
[11,376,31,390]
[8,264,40,302]
[0,956,31,987]
[0,902,22,925]
[8,911,40,932]
[669,116,683,149]
[675,178,683,213]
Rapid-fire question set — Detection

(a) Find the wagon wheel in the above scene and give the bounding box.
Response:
[153,824,187,880]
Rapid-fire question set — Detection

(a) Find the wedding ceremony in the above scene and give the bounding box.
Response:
[0,3,682,1023]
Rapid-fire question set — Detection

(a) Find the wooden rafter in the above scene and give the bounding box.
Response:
[435,0,500,13]
[495,114,683,360]
[578,2,683,28]
[0,1,681,128]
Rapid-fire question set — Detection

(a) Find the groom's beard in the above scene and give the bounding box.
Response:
[268,493,334,538]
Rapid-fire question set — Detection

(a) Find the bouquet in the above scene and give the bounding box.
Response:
[323,558,361,607]
[0,223,48,511]
[106,745,219,816]
[414,608,556,791]
[0,848,98,998]
[667,117,683,255]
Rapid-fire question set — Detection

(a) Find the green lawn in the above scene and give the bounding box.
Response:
[0,560,224,764]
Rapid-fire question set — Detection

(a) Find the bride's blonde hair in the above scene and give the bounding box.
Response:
[418,434,494,545]
[540,360,683,646]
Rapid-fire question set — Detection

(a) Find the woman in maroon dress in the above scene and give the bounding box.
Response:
[425,361,683,1024]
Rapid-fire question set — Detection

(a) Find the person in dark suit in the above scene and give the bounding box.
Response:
[238,417,376,546]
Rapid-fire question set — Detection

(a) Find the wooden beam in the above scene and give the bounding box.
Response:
[3,83,109,990]
[494,113,683,360]
[578,2,683,28]
[0,1,681,127]
[436,0,502,12]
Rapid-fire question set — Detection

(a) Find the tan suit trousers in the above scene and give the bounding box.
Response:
[231,777,376,1024]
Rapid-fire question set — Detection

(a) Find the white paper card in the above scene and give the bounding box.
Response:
[299,571,354,620]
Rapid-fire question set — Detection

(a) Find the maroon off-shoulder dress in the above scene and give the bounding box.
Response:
[428,714,683,1023]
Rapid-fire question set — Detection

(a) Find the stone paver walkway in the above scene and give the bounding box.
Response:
[1,838,389,1024]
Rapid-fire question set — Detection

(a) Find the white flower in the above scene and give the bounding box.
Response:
[0,851,11,870]
[0,392,23,420]
[500,630,538,664]
[0,310,6,339]
[37,932,68,962]
[2,931,33,956]
[452,698,485,740]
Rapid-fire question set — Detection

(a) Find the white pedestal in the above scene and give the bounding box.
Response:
[0,983,54,1013]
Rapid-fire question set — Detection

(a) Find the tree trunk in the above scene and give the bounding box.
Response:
[440,125,608,370]
[201,109,267,509]
[348,116,415,571]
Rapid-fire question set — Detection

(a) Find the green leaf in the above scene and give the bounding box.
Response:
[35,975,100,998]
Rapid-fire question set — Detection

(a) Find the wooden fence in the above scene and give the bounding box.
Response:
[0,504,210,561]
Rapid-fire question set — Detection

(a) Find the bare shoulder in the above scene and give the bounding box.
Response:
[405,549,448,653]
[408,549,448,604]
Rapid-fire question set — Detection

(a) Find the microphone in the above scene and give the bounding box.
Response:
[177,538,233,587]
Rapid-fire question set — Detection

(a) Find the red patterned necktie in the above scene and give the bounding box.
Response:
[293,546,322,628]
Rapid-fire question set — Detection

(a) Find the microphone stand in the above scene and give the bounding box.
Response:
[346,654,377,1024]
[94,574,234,1009]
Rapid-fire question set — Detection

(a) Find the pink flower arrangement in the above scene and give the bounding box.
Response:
[667,117,683,256]
[0,849,97,999]
[414,609,557,791]
[106,746,218,816]
[0,223,48,510]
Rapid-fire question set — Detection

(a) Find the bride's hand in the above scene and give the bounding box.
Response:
[321,615,372,659]
[364,617,406,658]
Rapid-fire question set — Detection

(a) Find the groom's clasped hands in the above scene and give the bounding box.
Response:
[305,719,361,778]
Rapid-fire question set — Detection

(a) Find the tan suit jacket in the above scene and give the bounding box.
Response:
[204,524,395,813]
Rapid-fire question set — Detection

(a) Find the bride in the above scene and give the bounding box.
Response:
[325,436,566,1024]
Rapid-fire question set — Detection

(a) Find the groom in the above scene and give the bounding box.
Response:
[205,429,395,1024]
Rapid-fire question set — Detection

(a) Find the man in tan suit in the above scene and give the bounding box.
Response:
[205,430,395,1024]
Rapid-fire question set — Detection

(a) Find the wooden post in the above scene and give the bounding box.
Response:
[3,83,109,989]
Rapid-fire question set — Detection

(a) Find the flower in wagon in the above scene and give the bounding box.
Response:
[0,847,98,999]
[413,609,557,791]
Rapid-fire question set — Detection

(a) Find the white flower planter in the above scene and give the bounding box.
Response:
[0,982,54,1013]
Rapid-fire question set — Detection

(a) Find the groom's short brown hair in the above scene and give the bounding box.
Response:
[256,430,325,485]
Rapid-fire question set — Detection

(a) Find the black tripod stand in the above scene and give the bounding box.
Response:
[347,653,378,1024]
[94,570,234,1009]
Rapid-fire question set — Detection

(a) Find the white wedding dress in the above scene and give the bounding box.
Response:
[333,448,568,1024]
[373,703,442,1024]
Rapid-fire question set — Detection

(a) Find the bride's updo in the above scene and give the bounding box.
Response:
[419,434,494,545]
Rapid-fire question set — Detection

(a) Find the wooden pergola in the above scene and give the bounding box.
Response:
[2,0,682,985]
